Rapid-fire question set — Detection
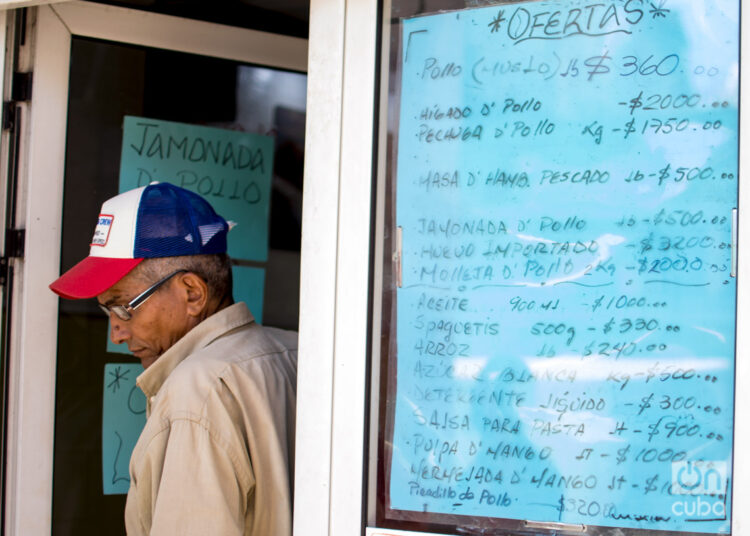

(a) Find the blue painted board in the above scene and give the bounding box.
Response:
[390,1,737,533]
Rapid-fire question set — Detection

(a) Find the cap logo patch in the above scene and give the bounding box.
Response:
[91,214,114,247]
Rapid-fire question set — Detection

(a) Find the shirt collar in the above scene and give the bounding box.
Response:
[136,302,255,400]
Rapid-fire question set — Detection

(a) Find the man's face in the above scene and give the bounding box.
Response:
[97,271,195,369]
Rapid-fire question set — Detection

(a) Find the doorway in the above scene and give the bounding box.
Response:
[4,4,307,534]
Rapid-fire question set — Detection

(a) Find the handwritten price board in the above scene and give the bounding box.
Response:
[388,1,737,533]
[119,116,273,262]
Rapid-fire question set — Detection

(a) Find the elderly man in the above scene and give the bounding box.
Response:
[50,182,297,536]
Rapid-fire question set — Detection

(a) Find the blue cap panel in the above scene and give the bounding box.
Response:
[133,183,228,258]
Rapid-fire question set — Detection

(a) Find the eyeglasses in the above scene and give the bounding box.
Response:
[98,270,186,321]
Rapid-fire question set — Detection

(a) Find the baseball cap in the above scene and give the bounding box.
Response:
[50,182,230,299]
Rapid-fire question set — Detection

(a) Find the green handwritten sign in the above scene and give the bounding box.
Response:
[102,363,146,495]
[119,116,273,262]
[230,265,266,321]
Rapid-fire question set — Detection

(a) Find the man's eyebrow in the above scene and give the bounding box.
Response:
[101,294,122,306]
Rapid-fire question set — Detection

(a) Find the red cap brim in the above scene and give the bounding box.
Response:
[49,256,144,299]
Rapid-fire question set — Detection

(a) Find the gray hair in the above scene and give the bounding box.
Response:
[130,254,233,303]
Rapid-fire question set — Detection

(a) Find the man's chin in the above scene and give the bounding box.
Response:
[141,356,159,369]
[131,350,158,369]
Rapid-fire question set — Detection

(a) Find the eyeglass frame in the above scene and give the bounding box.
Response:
[98,269,187,321]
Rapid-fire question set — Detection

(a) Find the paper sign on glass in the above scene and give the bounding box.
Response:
[388,1,737,533]
[119,116,274,262]
[102,363,146,495]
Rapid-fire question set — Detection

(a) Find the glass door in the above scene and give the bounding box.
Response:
[54,37,307,535]
[8,4,307,534]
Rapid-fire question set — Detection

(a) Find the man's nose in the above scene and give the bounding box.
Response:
[109,316,131,345]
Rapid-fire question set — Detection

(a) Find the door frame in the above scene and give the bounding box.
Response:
[293,0,379,533]
[4,3,306,534]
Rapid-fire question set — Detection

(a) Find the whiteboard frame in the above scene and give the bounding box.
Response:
[4,3,307,535]
[365,2,750,536]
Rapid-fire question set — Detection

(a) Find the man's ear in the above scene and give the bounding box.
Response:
[179,272,209,317]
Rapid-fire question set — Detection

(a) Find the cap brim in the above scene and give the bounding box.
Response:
[50,256,144,299]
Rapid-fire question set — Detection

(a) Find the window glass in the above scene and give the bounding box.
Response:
[373,2,739,535]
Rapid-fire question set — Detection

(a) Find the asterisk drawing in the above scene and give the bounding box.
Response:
[649,1,669,18]
[488,9,506,33]
[107,366,130,393]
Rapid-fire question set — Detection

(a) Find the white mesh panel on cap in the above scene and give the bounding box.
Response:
[88,186,147,259]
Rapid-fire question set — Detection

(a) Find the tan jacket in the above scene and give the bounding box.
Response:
[125,303,297,535]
